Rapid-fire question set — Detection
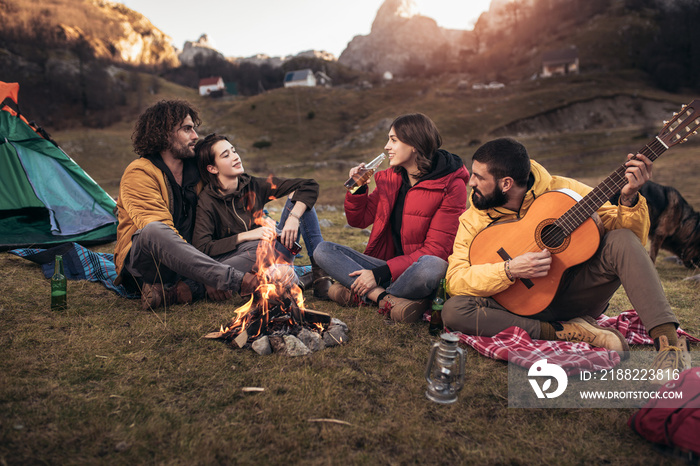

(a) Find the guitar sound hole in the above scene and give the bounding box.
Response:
[539,223,566,249]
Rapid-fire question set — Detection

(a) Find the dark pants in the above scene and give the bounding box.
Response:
[123,221,245,296]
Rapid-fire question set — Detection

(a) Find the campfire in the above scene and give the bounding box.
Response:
[205,214,348,355]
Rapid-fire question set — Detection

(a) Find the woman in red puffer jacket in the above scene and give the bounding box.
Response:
[314,113,469,322]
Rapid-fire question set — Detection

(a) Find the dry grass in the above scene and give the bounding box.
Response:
[2,74,699,464]
[1,212,698,465]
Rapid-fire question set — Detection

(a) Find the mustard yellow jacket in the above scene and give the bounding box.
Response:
[114,157,201,277]
[446,160,650,297]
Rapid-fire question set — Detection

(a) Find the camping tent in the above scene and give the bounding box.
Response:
[0,81,117,249]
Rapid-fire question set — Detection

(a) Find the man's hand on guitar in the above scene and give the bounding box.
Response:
[510,249,552,279]
[620,153,652,206]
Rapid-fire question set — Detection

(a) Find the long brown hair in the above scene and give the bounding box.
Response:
[132,100,201,157]
[390,113,442,177]
[195,133,229,190]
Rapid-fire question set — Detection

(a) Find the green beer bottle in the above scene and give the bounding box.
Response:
[429,278,446,336]
[51,255,67,311]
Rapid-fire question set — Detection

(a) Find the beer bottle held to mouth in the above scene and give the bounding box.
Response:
[344,153,386,193]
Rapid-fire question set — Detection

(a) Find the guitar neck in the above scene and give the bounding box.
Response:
[556,137,668,235]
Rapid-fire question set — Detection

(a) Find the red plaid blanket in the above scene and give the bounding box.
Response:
[450,310,699,375]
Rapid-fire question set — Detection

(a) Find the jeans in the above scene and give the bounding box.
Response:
[123,221,246,296]
[213,238,299,285]
[442,229,679,338]
[313,241,448,300]
[278,199,324,260]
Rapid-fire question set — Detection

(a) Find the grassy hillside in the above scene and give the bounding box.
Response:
[2,71,699,465]
[54,70,700,207]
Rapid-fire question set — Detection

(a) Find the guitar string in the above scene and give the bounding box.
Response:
[507,139,667,258]
[538,140,665,249]
[492,108,699,301]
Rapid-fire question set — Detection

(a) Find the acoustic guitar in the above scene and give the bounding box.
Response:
[469,99,700,316]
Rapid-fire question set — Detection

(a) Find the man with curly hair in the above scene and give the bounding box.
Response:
[114,100,256,310]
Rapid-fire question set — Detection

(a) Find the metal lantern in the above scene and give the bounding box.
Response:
[425,332,465,404]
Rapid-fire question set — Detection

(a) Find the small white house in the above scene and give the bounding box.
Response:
[198,76,225,96]
[284,69,316,88]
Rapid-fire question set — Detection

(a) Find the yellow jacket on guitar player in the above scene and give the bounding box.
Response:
[446,160,650,298]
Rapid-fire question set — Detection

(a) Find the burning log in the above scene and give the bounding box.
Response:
[204,227,345,355]
[204,288,332,348]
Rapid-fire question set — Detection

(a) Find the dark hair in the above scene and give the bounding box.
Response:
[132,100,201,157]
[390,113,442,177]
[472,138,531,187]
[195,133,229,189]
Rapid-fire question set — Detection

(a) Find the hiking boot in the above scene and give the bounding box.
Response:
[378,295,431,323]
[311,264,333,300]
[141,283,164,310]
[556,316,630,357]
[650,335,692,384]
[327,283,365,307]
[141,281,192,310]
[297,270,314,291]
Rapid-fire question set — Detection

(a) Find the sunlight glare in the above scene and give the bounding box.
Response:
[414,0,493,30]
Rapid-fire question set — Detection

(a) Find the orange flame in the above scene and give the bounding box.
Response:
[223,210,310,339]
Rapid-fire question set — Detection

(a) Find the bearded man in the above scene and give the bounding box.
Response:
[114,100,256,310]
[443,138,689,377]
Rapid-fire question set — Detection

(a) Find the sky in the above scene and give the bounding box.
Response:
[117,0,493,59]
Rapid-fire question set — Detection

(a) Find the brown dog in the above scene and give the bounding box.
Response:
[611,181,700,269]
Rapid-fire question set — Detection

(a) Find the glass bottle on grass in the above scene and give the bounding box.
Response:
[429,278,446,336]
[51,255,67,311]
[344,153,386,193]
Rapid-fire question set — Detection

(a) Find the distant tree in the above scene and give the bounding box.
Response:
[638,0,700,91]
[149,75,161,94]
[624,0,656,11]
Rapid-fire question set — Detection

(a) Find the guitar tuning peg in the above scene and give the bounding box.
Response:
[663,120,669,125]
[673,112,679,116]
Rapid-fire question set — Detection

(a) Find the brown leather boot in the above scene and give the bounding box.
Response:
[327,283,366,307]
[297,270,314,291]
[650,335,691,384]
[141,281,192,310]
[377,295,430,323]
[310,258,332,300]
[555,316,629,356]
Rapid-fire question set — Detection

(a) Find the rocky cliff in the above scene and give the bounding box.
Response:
[178,35,225,67]
[337,0,468,76]
[0,0,179,67]
[83,0,180,67]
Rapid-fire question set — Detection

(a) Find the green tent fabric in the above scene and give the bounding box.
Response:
[0,81,117,249]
